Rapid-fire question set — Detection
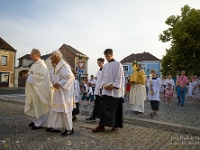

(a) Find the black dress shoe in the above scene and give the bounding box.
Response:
[149,112,157,117]
[46,128,61,133]
[61,130,68,136]
[61,128,74,136]
[68,128,74,135]
[46,128,53,132]
[181,104,184,107]
[149,112,154,117]
[178,101,181,105]
[72,117,77,122]
[28,122,34,127]
[31,125,42,130]
[51,129,61,133]
[86,117,96,121]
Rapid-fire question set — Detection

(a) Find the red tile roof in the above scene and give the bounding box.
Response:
[0,37,16,51]
[62,44,88,58]
[120,52,160,63]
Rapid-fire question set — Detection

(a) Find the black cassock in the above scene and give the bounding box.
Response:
[100,95,123,128]
[91,95,102,118]
[72,103,80,116]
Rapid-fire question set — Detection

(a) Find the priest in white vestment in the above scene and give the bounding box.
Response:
[46,50,75,136]
[24,49,52,130]
[129,64,146,114]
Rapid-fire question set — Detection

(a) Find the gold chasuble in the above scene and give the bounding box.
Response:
[129,62,146,113]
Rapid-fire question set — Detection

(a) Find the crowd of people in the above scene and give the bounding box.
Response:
[125,69,200,117]
[24,48,124,135]
[160,72,200,104]
[24,48,200,136]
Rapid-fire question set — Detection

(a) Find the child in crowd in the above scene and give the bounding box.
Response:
[187,78,193,99]
[147,69,161,117]
[81,80,88,104]
[86,83,95,107]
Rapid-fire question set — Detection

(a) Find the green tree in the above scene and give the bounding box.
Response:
[159,5,200,76]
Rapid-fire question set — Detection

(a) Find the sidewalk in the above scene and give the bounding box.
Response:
[79,95,200,132]
[0,101,200,150]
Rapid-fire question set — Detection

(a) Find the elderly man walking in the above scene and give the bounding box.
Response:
[46,50,75,136]
[24,49,52,130]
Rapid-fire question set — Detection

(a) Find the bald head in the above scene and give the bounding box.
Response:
[30,48,41,61]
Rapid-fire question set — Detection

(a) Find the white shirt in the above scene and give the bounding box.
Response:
[100,60,125,98]
[74,80,80,96]
[87,87,93,95]
[83,83,88,93]
[164,79,174,88]
[94,68,103,96]
[147,77,161,101]
[89,79,96,87]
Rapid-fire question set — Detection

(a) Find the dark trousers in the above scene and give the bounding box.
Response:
[100,95,123,128]
[150,100,159,111]
[91,95,101,118]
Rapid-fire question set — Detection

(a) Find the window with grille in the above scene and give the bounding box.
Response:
[123,65,129,72]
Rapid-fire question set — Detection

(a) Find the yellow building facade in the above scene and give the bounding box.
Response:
[0,38,16,87]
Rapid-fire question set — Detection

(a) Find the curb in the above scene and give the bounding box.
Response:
[0,98,24,105]
[1,98,199,135]
[79,109,200,136]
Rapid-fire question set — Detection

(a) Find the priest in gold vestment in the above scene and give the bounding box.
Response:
[24,49,52,129]
[129,64,146,114]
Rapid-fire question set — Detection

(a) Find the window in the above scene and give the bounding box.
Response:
[123,65,129,72]
[1,56,7,66]
[0,74,9,86]
[140,64,145,70]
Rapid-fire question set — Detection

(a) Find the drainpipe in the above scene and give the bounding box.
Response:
[13,50,16,88]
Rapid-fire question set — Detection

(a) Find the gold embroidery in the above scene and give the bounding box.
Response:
[54,63,68,74]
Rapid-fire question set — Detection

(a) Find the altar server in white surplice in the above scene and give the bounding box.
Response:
[24,49,52,130]
[92,49,124,133]
[46,50,75,136]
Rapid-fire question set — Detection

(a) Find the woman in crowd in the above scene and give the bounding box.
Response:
[160,76,166,101]
[164,73,174,106]
[192,76,200,103]
[187,77,193,99]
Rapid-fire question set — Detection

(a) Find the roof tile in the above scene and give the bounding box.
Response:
[0,37,16,51]
[121,52,160,63]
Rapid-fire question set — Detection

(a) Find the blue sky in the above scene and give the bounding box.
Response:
[0,0,199,75]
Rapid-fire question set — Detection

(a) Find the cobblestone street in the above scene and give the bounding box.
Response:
[1,89,200,129]
[80,94,200,129]
[0,100,200,150]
